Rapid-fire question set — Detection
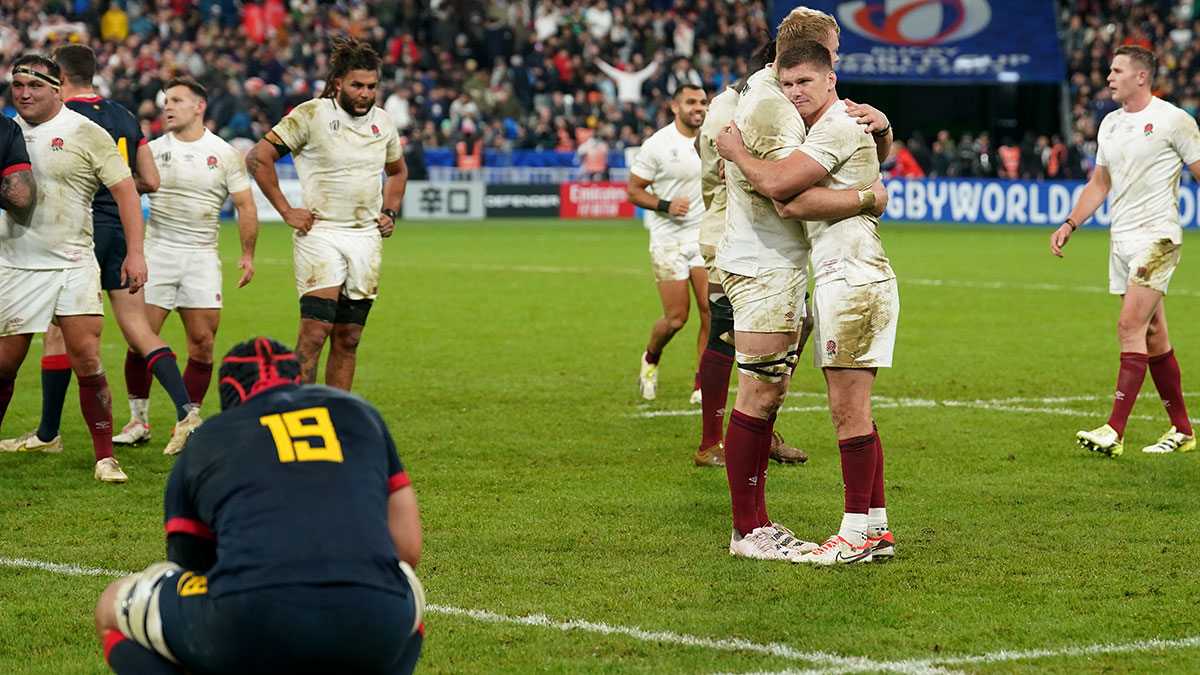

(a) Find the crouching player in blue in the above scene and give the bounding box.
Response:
[92,337,424,674]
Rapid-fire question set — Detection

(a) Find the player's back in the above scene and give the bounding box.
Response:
[65,95,140,226]
[172,384,408,596]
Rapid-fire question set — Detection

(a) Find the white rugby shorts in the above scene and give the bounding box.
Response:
[293,228,383,300]
[0,265,103,336]
[145,241,223,310]
[812,277,899,369]
[717,267,808,334]
[1110,238,1181,295]
[649,234,704,283]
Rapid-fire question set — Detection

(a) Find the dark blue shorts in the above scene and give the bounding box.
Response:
[93,224,127,291]
[158,580,422,674]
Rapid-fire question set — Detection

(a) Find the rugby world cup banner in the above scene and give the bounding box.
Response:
[884,178,1200,228]
[771,0,1066,83]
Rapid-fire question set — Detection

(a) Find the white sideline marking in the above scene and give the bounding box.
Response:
[730,635,1200,675]
[629,392,1200,426]
[0,556,955,674]
[9,555,1200,673]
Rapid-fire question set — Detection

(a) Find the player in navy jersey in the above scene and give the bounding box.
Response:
[0,113,35,435]
[93,337,424,674]
[0,44,203,458]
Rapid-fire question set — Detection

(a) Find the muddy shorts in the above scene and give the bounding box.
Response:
[717,267,808,335]
[1110,238,1180,295]
[812,277,898,368]
[293,228,382,300]
[0,265,103,336]
[649,234,704,283]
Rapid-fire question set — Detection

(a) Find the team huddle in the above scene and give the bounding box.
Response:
[0,38,423,674]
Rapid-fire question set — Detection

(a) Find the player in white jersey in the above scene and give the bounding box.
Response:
[0,55,147,482]
[109,77,259,443]
[627,84,710,404]
[247,37,408,390]
[724,42,896,565]
[1052,45,1200,457]
[712,8,894,563]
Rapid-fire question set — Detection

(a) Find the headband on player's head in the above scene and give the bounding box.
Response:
[12,66,60,89]
[218,337,301,410]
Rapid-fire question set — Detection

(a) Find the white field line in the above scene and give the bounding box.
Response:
[729,635,1200,675]
[629,393,1200,426]
[7,557,1199,673]
[0,556,956,674]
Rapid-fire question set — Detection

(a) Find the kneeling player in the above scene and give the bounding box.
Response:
[93,338,424,673]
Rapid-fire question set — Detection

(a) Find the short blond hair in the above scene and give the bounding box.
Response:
[776,7,839,55]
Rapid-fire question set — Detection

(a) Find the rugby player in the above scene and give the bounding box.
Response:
[694,36,887,469]
[723,42,898,564]
[93,337,424,674]
[0,44,204,458]
[247,37,408,390]
[0,55,145,482]
[627,84,710,403]
[113,76,257,443]
[711,8,893,561]
[1052,45,1200,457]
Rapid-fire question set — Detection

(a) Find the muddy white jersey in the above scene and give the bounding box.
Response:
[270,98,403,232]
[698,87,738,251]
[799,99,894,287]
[716,67,809,276]
[0,107,130,269]
[630,121,704,241]
[1096,96,1200,244]
[148,130,250,249]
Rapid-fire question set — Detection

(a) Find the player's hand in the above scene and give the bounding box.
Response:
[236,255,255,288]
[718,158,726,183]
[377,212,395,238]
[668,196,690,217]
[121,253,147,294]
[715,120,746,161]
[869,177,888,217]
[1050,223,1073,258]
[844,99,889,135]
[284,207,315,235]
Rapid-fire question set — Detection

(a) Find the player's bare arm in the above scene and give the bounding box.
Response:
[378,155,407,238]
[0,167,35,219]
[627,172,690,217]
[843,99,893,162]
[715,120,828,201]
[387,486,422,568]
[230,188,257,287]
[773,176,887,220]
[247,132,313,234]
[133,142,159,194]
[110,176,147,292]
[1051,165,1112,258]
[1187,158,1200,183]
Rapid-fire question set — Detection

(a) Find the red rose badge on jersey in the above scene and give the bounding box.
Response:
[371,124,381,138]
[207,155,218,169]
[50,137,64,151]
[1145,123,1154,136]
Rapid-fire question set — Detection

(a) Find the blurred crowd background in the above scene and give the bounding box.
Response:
[1,0,1197,179]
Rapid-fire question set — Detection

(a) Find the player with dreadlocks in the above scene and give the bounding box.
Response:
[93,336,425,674]
[247,37,408,391]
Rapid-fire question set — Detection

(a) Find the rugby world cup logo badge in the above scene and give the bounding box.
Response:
[837,0,992,46]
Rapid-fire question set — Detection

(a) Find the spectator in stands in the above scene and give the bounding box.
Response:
[577,132,610,181]
[998,136,1021,179]
[596,53,661,105]
[928,140,950,177]
[886,141,925,179]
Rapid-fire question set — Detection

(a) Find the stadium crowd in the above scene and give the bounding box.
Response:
[0,0,1198,179]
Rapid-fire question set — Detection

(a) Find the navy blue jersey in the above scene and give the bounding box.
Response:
[64,95,142,227]
[0,115,30,181]
[164,384,411,597]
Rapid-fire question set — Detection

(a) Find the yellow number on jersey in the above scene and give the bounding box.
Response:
[116,137,129,164]
[259,407,344,463]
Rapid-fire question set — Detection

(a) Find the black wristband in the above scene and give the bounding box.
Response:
[382,208,397,221]
[872,124,891,138]
[656,199,671,213]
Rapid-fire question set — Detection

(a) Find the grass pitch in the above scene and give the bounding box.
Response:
[2,219,1200,674]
